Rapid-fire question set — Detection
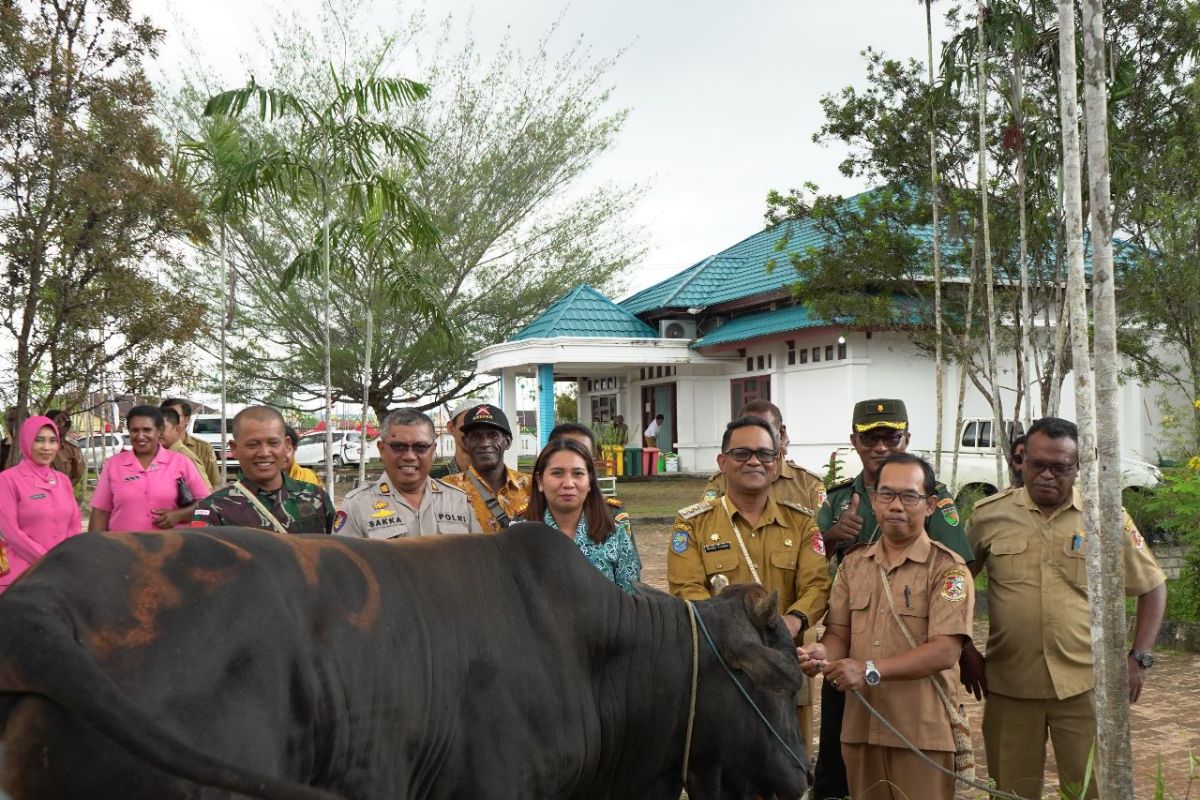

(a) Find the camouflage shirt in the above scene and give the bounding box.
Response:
[192,473,334,535]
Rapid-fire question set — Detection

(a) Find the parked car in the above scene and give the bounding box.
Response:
[189,414,237,468]
[293,430,366,467]
[78,433,129,468]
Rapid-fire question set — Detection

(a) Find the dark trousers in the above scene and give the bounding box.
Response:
[812,678,850,800]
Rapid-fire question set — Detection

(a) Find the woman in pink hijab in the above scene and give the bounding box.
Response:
[0,415,82,592]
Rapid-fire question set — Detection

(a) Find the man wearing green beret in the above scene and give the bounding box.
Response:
[811,397,974,800]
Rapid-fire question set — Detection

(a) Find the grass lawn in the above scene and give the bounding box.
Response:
[613,477,708,518]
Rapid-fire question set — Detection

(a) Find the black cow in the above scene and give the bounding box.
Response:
[0,523,809,799]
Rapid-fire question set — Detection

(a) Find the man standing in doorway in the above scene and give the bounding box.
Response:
[161,398,222,487]
[811,398,973,800]
[443,404,531,533]
[643,413,664,447]
[967,416,1165,800]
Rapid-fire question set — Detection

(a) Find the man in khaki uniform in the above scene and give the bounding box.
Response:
[336,408,481,538]
[442,404,531,533]
[700,399,825,749]
[968,416,1166,800]
[161,406,212,489]
[45,409,85,488]
[161,398,222,487]
[668,416,830,761]
[800,452,974,800]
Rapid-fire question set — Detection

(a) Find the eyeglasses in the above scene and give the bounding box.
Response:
[723,448,778,463]
[857,430,905,447]
[383,442,435,455]
[870,488,929,507]
[1026,459,1078,477]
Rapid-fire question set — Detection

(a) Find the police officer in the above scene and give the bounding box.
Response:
[442,404,531,533]
[668,415,830,762]
[812,398,973,800]
[336,408,481,538]
[800,453,974,800]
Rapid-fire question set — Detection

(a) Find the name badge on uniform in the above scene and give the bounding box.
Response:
[703,542,731,553]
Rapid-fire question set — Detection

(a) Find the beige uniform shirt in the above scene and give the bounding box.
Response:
[828,534,973,751]
[182,433,222,488]
[334,475,482,539]
[702,459,827,512]
[52,439,86,487]
[968,487,1166,700]
[442,466,531,534]
[168,440,212,489]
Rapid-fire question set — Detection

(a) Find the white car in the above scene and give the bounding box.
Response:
[293,431,366,467]
[189,414,237,468]
[78,433,129,467]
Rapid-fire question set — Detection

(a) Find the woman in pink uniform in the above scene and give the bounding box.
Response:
[0,415,82,592]
[89,405,210,533]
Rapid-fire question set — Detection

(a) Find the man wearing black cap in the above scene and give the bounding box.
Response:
[810,397,973,800]
[442,404,531,534]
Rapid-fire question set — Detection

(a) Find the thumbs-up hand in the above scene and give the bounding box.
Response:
[823,492,864,550]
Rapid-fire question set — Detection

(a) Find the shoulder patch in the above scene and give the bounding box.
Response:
[780,499,815,517]
[333,511,348,533]
[936,496,960,527]
[810,526,826,557]
[671,528,690,554]
[677,501,714,520]
[1124,516,1145,549]
[938,566,970,602]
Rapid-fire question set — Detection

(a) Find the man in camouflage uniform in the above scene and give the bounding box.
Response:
[443,404,531,533]
[192,406,333,535]
[336,408,481,538]
[811,398,972,800]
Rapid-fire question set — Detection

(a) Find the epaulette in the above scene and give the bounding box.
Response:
[787,459,825,482]
[432,477,469,497]
[779,499,815,517]
[842,541,870,559]
[827,476,854,492]
[605,496,624,508]
[972,487,1016,510]
[930,539,969,565]
[706,471,721,482]
[677,501,714,520]
[343,483,370,501]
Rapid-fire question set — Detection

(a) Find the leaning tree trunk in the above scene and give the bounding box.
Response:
[358,279,375,488]
[977,1,1008,486]
[322,184,335,491]
[927,0,947,463]
[1080,0,1136,793]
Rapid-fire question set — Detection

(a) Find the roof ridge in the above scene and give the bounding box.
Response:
[663,255,718,307]
[543,284,587,331]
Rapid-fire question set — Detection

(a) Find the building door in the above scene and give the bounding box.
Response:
[730,375,771,414]
[641,383,677,450]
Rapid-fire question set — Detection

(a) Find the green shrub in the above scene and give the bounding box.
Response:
[1143,468,1200,622]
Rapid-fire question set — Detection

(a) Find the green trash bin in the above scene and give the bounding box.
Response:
[625,447,642,477]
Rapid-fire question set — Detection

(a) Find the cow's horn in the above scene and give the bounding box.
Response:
[746,588,781,628]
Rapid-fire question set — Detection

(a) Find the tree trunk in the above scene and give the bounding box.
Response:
[977,0,1008,487]
[322,187,335,491]
[928,0,946,463]
[219,220,230,485]
[1080,0,1136,794]
[359,289,374,488]
[1013,59,1035,427]
[951,231,980,492]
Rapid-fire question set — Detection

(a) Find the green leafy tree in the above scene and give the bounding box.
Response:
[0,0,207,419]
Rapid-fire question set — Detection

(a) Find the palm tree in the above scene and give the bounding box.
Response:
[205,66,439,488]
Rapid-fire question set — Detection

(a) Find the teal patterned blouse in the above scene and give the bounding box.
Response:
[543,509,641,594]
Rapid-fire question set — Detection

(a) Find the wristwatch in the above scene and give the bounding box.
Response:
[788,610,809,639]
[864,659,882,686]
[1129,650,1154,670]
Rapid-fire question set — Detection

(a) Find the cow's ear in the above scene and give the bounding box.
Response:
[725,642,803,692]
[743,588,781,630]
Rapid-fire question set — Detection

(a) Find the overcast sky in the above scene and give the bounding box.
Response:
[139,0,952,297]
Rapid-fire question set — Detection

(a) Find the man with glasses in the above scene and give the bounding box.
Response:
[812,398,973,800]
[800,452,973,800]
[336,408,481,538]
[668,416,831,761]
[967,416,1165,800]
[443,404,531,533]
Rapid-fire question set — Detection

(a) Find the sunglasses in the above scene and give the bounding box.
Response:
[1026,459,1078,477]
[723,448,779,463]
[383,442,435,455]
[856,430,905,447]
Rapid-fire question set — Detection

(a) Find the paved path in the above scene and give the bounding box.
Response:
[635,523,1200,799]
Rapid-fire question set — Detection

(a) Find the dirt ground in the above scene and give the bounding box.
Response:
[633,523,1200,800]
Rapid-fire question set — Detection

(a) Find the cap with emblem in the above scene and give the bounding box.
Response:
[460,404,512,436]
[852,398,908,432]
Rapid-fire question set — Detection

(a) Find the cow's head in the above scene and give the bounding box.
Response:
[687,584,811,800]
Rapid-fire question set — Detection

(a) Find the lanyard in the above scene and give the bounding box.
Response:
[720,496,762,585]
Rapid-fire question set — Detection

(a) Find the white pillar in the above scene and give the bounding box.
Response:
[501,367,519,470]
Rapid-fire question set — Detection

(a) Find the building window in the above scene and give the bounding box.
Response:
[799,348,808,364]
[746,357,753,371]
[730,376,771,411]
[786,340,796,366]
[757,355,765,370]
[825,345,834,361]
[812,347,820,363]
[838,341,847,360]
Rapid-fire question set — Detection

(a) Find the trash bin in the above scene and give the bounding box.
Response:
[614,445,625,476]
[625,447,642,477]
[643,447,660,476]
[664,453,680,473]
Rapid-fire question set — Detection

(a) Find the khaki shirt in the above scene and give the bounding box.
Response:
[182,433,222,488]
[168,440,212,489]
[667,495,831,626]
[52,438,85,487]
[828,533,973,751]
[335,476,482,539]
[442,466,531,534]
[702,459,827,513]
[967,487,1166,700]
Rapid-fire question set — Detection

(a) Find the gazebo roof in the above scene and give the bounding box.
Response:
[511,284,659,341]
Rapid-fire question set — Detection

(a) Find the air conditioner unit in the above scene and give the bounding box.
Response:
[659,319,698,339]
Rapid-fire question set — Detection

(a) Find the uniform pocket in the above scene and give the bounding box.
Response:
[987,537,1031,583]
[700,549,741,576]
[1058,537,1087,588]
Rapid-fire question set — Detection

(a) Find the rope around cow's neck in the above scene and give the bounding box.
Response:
[683,601,810,783]
[681,600,700,788]
[847,689,1025,800]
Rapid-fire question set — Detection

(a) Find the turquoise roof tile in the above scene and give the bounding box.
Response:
[511,284,658,341]
[690,304,825,350]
